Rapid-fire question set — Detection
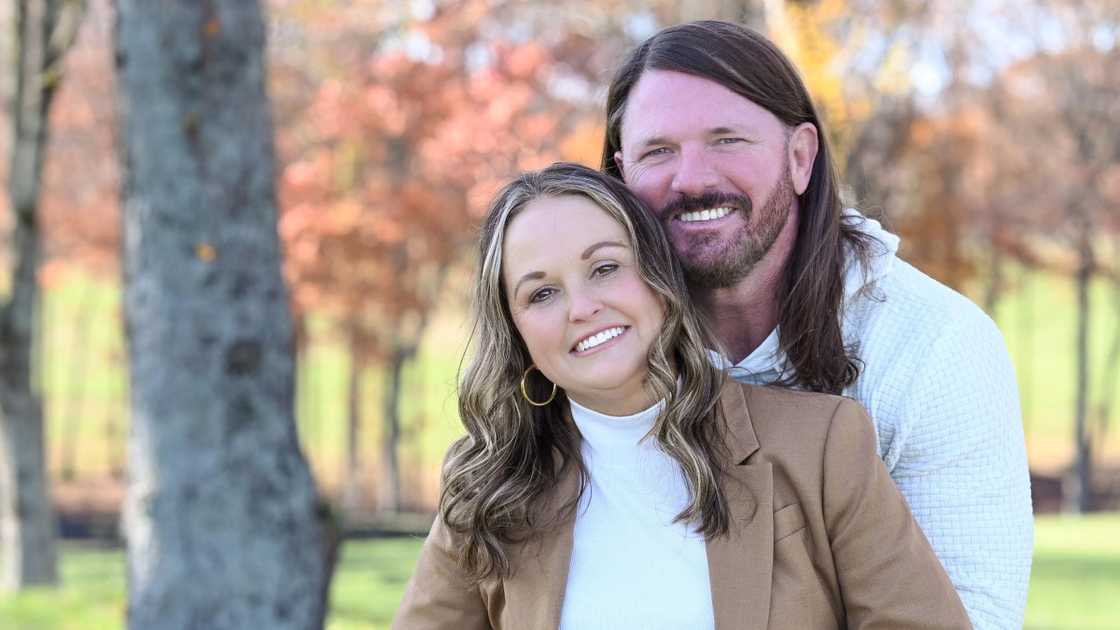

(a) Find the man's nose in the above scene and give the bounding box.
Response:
[567,289,603,322]
[670,146,719,196]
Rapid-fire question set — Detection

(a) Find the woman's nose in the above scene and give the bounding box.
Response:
[567,290,603,322]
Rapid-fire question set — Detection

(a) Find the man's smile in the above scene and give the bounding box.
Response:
[676,206,736,223]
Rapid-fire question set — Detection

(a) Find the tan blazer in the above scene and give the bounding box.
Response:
[393,382,971,629]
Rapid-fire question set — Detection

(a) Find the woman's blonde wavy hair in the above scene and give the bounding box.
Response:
[443,162,730,582]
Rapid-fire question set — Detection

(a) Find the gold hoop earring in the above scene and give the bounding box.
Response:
[520,364,557,407]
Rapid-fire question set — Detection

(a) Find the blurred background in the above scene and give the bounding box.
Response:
[0,0,1117,628]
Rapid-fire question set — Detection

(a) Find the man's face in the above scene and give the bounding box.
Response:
[615,70,801,288]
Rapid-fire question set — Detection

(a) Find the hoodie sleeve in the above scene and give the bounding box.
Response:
[879,312,1033,630]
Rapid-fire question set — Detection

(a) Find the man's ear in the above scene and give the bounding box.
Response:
[613,150,625,179]
[788,122,818,195]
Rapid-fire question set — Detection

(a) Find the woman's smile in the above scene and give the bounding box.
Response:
[571,325,630,356]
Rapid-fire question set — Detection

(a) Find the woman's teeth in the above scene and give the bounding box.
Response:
[576,326,625,353]
[678,206,733,223]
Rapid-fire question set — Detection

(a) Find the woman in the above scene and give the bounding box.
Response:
[393,162,970,630]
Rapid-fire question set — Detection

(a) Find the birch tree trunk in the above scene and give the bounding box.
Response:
[115,1,332,628]
[0,0,83,591]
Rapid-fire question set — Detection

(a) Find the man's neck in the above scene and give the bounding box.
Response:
[692,207,799,364]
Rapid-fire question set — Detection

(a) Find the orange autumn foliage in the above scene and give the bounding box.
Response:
[276,2,591,363]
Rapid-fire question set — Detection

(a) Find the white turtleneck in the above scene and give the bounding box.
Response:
[558,398,715,630]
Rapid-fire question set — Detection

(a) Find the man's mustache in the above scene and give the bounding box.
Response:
[658,191,752,220]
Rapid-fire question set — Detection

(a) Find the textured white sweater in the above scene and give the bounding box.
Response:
[559,399,715,630]
[725,211,1033,630]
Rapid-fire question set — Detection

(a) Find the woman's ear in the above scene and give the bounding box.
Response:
[788,122,818,195]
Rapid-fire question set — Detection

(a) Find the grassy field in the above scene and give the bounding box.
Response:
[0,513,1116,629]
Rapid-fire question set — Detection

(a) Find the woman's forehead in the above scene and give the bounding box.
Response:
[506,196,627,252]
[501,195,630,278]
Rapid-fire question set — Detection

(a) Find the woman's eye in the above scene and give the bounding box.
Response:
[528,287,555,304]
[592,263,619,277]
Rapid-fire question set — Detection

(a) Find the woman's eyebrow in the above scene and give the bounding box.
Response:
[512,271,545,301]
[581,240,626,260]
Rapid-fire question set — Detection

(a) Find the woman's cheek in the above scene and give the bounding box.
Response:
[518,316,558,365]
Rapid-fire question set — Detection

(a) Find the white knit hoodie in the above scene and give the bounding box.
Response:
[725,211,1033,630]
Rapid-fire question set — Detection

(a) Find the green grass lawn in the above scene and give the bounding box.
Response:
[1,513,1116,629]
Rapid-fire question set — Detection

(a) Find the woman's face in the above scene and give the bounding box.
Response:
[502,194,666,416]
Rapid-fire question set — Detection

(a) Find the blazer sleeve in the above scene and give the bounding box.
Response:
[391,513,491,630]
[823,398,973,630]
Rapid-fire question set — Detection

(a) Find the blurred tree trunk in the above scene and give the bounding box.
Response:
[342,340,364,512]
[0,0,84,591]
[1096,273,1120,445]
[982,232,1005,314]
[379,344,414,514]
[1070,217,1093,513]
[115,1,332,628]
[1017,266,1035,439]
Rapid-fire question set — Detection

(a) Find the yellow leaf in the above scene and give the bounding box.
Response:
[196,243,217,262]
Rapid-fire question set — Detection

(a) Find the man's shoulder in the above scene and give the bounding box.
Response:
[852,256,1000,345]
[844,255,1013,435]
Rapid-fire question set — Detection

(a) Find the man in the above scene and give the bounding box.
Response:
[602,20,1032,629]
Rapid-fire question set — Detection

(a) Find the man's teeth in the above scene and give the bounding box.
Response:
[678,207,733,223]
[576,327,625,353]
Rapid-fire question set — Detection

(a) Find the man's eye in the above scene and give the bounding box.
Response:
[529,287,555,304]
[716,137,745,145]
[592,263,619,277]
[641,147,669,160]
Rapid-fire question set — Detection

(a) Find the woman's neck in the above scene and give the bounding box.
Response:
[567,387,658,417]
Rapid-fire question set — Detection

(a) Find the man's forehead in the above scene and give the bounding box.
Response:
[620,69,771,144]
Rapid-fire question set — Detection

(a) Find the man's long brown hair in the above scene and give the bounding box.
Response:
[601,20,875,394]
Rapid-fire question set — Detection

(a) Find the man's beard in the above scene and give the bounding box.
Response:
[663,164,795,290]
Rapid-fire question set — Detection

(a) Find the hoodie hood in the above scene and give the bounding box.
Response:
[841,208,899,301]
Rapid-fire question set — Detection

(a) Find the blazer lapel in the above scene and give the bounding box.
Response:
[502,457,580,630]
[706,382,774,630]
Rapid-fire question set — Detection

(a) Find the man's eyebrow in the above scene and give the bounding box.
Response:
[637,135,672,149]
[634,127,749,149]
[512,271,545,301]
[709,126,743,135]
[581,241,626,260]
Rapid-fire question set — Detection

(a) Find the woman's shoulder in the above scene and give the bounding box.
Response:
[736,382,863,423]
